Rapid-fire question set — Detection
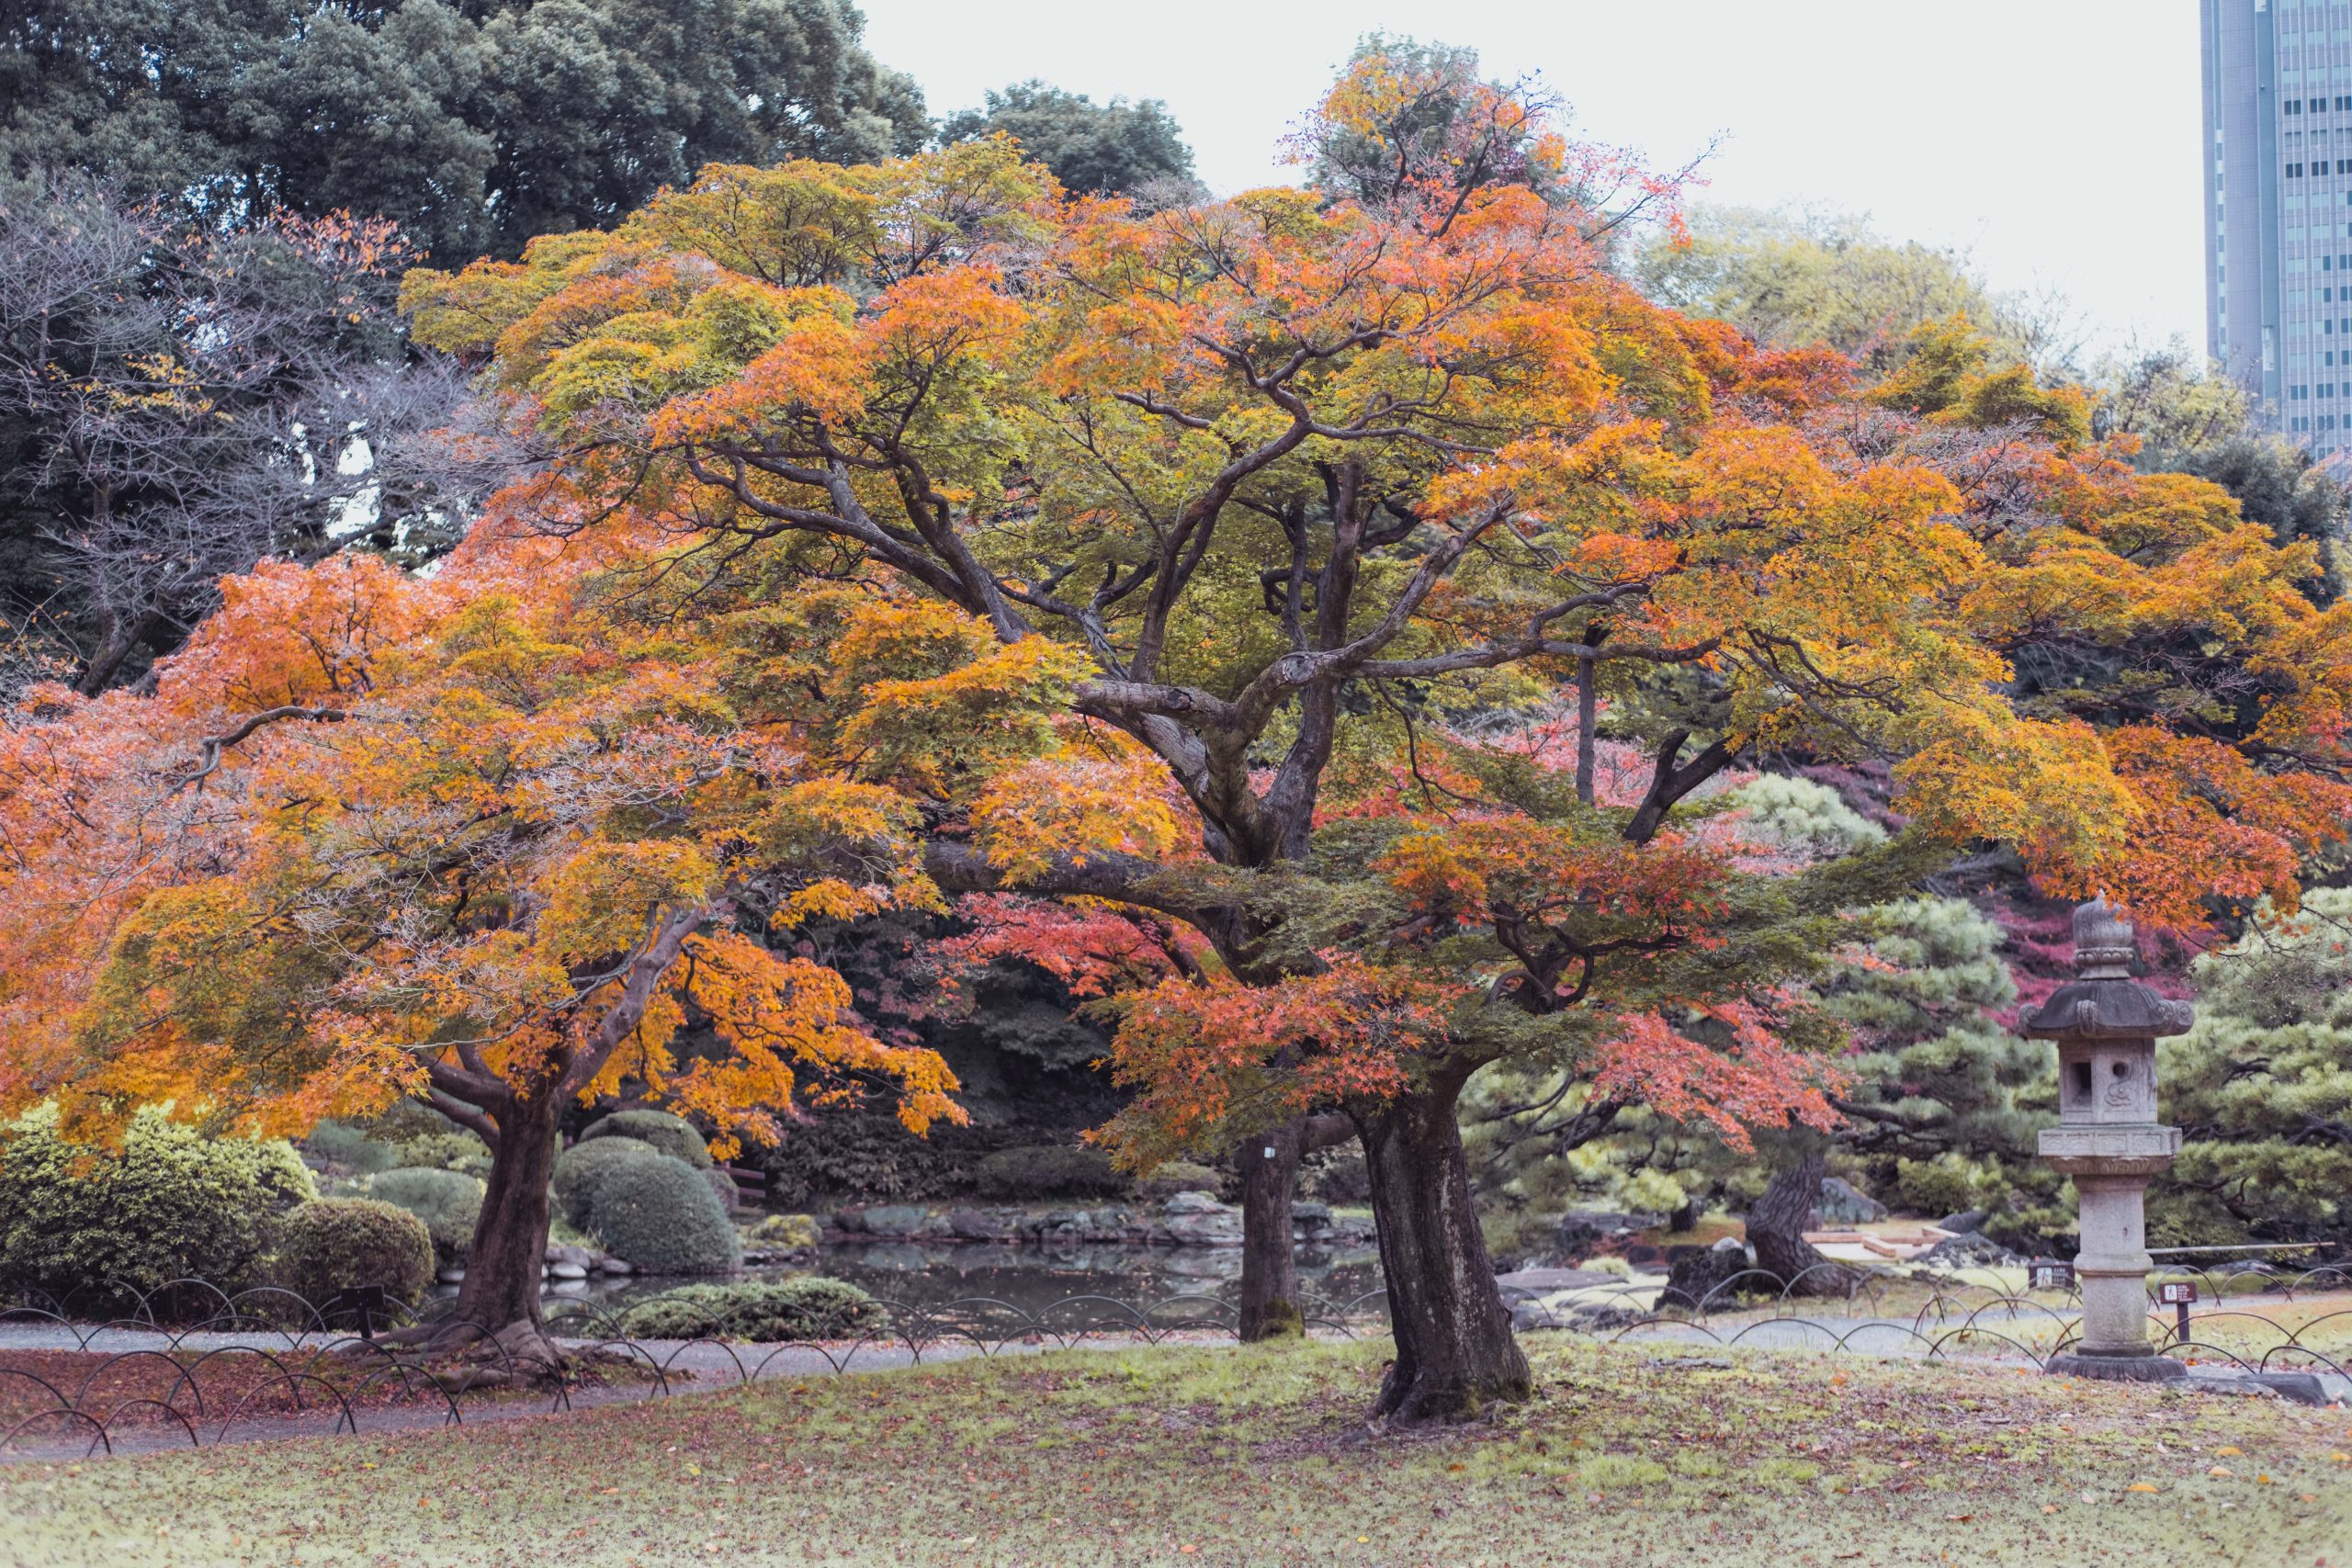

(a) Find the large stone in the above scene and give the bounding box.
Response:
[1809,1177,1887,1226]
[548,1260,588,1280]
[1164,1210,1245,1246]
[946,1207,1006,1241]
[1938,1208,1988,1235]
[594,1257,632,1276]
[1915,1231,2022,1272]
[1161,1190,1227,1215]
[1659,1238,1754,1312]
[1291,1201,1333,1224]
[546,1243,594,1270]
[859,1204,929,1237]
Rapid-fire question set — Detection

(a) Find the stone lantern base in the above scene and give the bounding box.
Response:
[2044,1350,2187,1382]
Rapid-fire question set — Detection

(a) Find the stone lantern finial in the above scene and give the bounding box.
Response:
[2071,896,2136,981]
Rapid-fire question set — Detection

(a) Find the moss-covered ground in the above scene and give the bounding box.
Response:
[1,1335,2347,1566]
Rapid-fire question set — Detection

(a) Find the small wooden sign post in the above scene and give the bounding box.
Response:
[2156,1279,2198,1345]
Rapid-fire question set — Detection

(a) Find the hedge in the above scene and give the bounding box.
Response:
[616,1278,885,1341]
[0,1105,314,1311]
[580,1110,711,1168]
[366,1168,485,1262]
[582,1154,741,1274]
[273,1199,435,1307]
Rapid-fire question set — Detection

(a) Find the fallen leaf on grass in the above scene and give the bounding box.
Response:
[2126,1483,2159,1494]
[2208,1468,2233,1479]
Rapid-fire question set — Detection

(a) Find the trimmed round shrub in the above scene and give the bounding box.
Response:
[552,1135,662,1229]
[582,1155,741,1274]
[366,1168,484,1262]
[0,1104,315,1311]
[972,1144,1129,1201]
[274,1199,435,1307]
[580,1109,710,1168]
[616,1278,885,1341]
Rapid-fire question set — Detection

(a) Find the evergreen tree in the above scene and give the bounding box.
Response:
[0,0,928,262]
[940,82,1196,200]
[2155,889,2352,1249]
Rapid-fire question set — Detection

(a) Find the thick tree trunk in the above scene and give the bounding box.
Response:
[1355,1072,1531,1423]
[1238,1119,1306,1341]
[451,1091,561,1338]
[1746,1151,1858,1298]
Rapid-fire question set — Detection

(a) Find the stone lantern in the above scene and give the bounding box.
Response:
[2022,897,2194,1381]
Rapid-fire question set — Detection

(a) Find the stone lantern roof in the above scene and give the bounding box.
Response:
[2020,897,2195,1041]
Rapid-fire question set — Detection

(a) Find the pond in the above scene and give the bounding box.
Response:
[530,1239,1385,1319]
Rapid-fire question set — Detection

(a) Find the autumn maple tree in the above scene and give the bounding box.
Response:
[0,525,1143,1348]
[380,39,2352,1416]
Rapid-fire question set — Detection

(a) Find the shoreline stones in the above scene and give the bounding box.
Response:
[821,1191,1374,1250]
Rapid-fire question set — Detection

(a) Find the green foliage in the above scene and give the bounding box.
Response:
[365,1168,485,1262]
[388,1132,493,1179]
[2154,889,2352,1248]
[0,0,928,261]
[271,1199,435,1307]
[302,1121,401,1177]
[1724,774,1885,860]
[616,1277,885,1340]
[582,1110,711,1168]
[1135,1160,1223,1200]
[552,1136,663,1229]
[1635,205,2043,372]
[972,1145,1130,1201]
[582,1155,742,1274]
[0,1105,315,1308]
[941,81,1196,199]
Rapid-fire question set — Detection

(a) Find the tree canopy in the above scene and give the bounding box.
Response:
[0,0,929,262]
[940,81,1196,200]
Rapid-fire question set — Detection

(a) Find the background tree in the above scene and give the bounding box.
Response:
[1633,205,2064,374]
[0,0,928,262]
[941,82,1198,201]
[0,178,487,696]
[2155,889,2352,1250]
[2094,345,2349,599]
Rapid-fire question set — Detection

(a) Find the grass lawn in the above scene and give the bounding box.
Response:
[1,1335,2347,1566]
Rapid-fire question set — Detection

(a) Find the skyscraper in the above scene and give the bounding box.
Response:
[2205,0,2352,457]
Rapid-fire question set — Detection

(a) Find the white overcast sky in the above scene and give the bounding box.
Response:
[864,0,2201,362]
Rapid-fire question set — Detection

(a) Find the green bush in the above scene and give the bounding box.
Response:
[972,1145,1129,1201]
[582,1155,741,1274]
[580,1110,711,1168]
[302,1120,400,1177]
[0,1105,315,1310]
[1893,1155,1984,1219]
[387,1131,492,1179]
[366,1168,484,1262]
[552,1136,662,1229]
[700,1165,742,1213]
[616,1278,886,1341]
[273,1199,435,1307]
[1134,1160,1222,1201]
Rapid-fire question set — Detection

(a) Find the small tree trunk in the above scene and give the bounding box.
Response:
[1355,1071,1531,1423]
[1574,651,1599,807]
[1746,1151,1858,1298]
[1238,1119,1306,1341]
[452,1091,562,1340]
